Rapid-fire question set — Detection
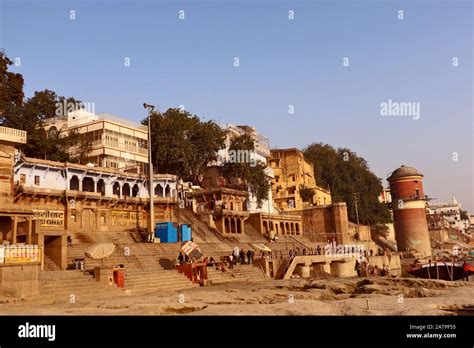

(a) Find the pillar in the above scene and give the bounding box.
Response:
[12,216,18,244]
[27,217,32,244]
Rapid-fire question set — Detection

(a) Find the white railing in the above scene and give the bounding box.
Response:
[0,126,27,144]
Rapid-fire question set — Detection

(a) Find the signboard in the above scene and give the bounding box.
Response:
[3,245,41,264]
[33,210,64,227]
[111,211,142,226]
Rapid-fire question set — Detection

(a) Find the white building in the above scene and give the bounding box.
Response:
[213,124,274,214]
[427,196,470,233]
[43,109,148,173]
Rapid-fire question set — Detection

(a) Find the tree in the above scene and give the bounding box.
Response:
[0,51,24,119]
[220,133,270,207]
[304,143,392,225]
[299,185,315,203]
[144,108,226,182]
[0,52,89,161]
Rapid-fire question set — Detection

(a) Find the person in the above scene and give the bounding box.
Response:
[373,265,379,277]
[177,252,185,265]
[385,264,390,277]
[381,264,387,277]
[387,249,392,264]
[239,250,245,264]
[303,248,307,256]
[247,250,253,265]
[228,254,234,269]
[67,235,73,247]
[369,249,373,257]
[233,248,240,265]
[354,260,361,277]
[184,253,190,264]
[463,261,470,281]
[316,245,321,255]
[209,257,216,266]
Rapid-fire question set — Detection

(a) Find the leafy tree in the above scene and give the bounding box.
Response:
[220,133,270,207]
[144,108,226,182]
[299,185,315,203]
[0,51,24,119]
[0,52,89,161]
[304,143,391,225]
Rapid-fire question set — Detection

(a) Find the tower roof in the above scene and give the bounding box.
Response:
[388,165,423,181]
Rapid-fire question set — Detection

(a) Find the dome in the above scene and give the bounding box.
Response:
[388,165,423,181]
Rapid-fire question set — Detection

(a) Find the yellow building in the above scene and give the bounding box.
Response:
[269,148,331,211]
[44,109,148,173]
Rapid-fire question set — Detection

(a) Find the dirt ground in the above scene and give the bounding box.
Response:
[1,277,473,316]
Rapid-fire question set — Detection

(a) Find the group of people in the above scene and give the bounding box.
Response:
[354,259,390,277]
[227,248,255,269]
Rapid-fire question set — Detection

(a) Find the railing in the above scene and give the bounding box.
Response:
[0,126,27,144]
[393,194,428,201]
[91,139,148,155]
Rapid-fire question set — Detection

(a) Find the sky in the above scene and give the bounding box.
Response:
[1,0,473,211]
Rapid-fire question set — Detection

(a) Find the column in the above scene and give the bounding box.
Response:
[27,217,32,244]
[12,216,18,244]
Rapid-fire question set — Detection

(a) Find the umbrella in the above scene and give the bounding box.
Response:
[84,243,115,266]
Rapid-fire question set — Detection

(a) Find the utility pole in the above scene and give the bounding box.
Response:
[354,192,360,237]
[176,175,181,242]
[143,103,155,241]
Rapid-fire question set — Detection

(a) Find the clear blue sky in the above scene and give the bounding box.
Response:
[2,0,472,211]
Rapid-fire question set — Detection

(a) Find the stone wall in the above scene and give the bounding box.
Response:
[0,264,40,298]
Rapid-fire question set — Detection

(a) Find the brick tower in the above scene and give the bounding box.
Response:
[387,165,431,257]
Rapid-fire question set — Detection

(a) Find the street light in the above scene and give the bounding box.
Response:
[143,103,155,241]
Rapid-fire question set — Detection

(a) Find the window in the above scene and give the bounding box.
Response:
[34,176,40,186]
[20,174,26,184]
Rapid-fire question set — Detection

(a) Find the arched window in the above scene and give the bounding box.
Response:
[132,184,139,197]
[97,179,105,196]
[82,177,95,192]
[122,183,131,197]
[155,184,163,197]
[165,185,171,197]
[113,182,121,197]
[70,175,79,191]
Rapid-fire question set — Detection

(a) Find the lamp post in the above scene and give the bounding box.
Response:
[143,103,155,241]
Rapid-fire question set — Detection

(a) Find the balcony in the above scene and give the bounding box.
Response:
[92,140,148,156]
[0,126,27,145]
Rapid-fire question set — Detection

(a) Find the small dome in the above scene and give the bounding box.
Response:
[388,165,423,180]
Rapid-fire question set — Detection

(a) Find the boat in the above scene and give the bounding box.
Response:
[408,260,473,281]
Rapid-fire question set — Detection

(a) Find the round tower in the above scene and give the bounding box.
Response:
[387,165,431,257]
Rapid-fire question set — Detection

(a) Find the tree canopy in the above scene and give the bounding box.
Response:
[144,108,226,183]
[0,52,90,162]
[304,143,391,225]
[220,133,270,208]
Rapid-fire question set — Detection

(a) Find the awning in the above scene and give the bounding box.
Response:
[252,243,272,252]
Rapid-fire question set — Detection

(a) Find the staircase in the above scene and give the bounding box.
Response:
[35,270,126,305]
[43,254,61,271]
[206,264,266,285]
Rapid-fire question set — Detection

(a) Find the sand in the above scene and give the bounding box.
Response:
[0,277,473,316]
